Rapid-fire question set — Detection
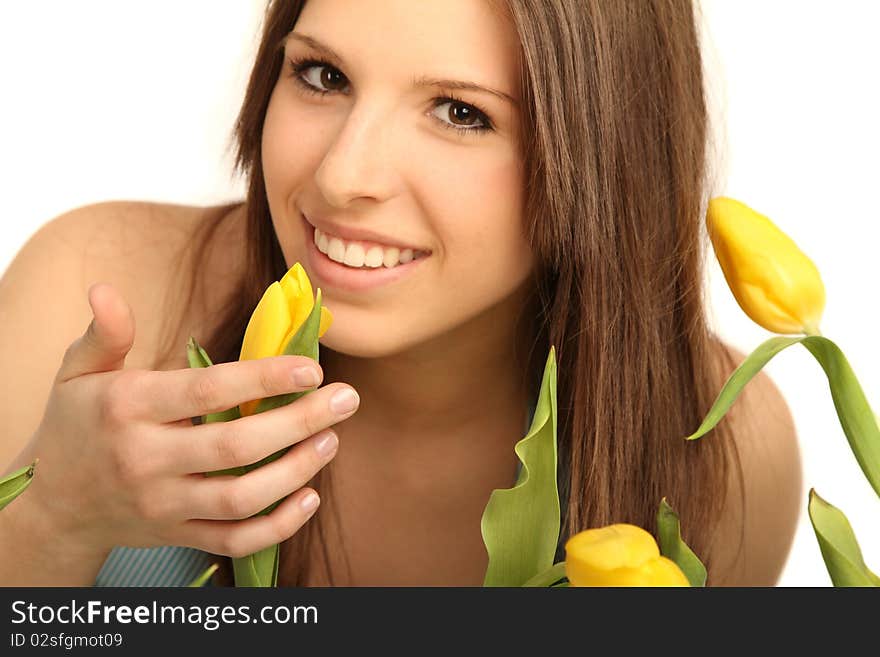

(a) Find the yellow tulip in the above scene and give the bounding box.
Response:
[564,524,689,587]
[239,263,333,416]
[706,197,825,335]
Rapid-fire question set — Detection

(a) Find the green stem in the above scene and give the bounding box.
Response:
[522,561,568,587]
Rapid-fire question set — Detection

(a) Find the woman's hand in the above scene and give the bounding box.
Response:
[10,283,358,568]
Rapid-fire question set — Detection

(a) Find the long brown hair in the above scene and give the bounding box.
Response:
[156,0,743,586]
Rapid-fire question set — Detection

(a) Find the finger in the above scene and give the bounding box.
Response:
[176,487,321,559]
[137,354,326,423]
[56,283,136,383]
[185,429,337,520]
[167,382,357,474]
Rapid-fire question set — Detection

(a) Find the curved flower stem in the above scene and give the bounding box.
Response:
[522,561,567,587]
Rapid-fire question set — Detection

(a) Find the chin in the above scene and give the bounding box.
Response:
[318,329,411,360]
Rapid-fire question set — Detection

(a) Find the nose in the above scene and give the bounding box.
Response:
[313,100,400,208]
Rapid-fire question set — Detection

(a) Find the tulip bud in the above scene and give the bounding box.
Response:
[564,524,689,587]
[239,263,333,416]
[706,197,825,335]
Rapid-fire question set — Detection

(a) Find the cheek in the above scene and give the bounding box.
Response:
[262,89,327,220]
[261,91,318,262]
[426,145,532,285]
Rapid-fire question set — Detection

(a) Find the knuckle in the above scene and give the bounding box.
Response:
[295,399,326,439]
[217,482,251,520]
[218,532,249,559]
[266,508,293,545]
[100,374,140,426]
[259,362,282,398]
[214,423,250,469]
[190,372,225,414]
[297,415,319,443]
[132,490,163,523]
[110,442,145,485]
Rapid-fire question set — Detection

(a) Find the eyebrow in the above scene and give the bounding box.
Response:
[284,32,519,107]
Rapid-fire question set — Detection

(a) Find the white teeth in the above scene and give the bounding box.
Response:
[382,247,400,268]
[314,227,426,269]
[343,243,366,267]
[364,246,384,268]
[327,237,346,263]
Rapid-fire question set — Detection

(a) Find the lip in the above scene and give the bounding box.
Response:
[301,214,430,293]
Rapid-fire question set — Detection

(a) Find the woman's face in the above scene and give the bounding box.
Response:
[262,0,533,358]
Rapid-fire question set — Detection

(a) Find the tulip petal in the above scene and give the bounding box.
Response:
[291,262,314,300]
[808,489,880,587]
[565,555,689,587]
[642,557,691,586]
[707,197,825,335]
[319,306,333,337]
[238,282,294,417]
[565,524,660,571]
[482,346,560,586]
[239,282,292,363]
[685,335,880,499]
[564,524,690,587]
[253,288,325,419]
[280,264,314,347]
[657,498,707,587]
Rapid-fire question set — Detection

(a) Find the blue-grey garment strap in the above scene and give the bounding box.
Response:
[94,545,216,587]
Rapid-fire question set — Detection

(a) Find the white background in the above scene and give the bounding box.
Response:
[1,1,878,586]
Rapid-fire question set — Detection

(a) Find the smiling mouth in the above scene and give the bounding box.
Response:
[310,225,431,270]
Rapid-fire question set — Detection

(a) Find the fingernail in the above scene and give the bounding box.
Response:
[301,492,320,512]
[292,366,320,387]
[329,388,359,415]
[315,430,338,457]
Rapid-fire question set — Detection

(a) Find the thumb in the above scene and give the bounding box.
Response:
[56,282,137,383]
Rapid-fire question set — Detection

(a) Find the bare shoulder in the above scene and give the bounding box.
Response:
[38,201,223,365]
[706,341,804,586]
[52,200,243,364]
[0,200,243,468]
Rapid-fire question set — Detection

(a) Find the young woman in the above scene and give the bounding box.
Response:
[0,0,801,587]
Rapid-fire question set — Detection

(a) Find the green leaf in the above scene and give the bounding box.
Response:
[232,545,279,588]
[186,337,242,425]
[522,561,568,587]
[684,336,799,441]
[0,459,38,511]
[185,336,212,369]
[186,563,219,587]
[656,497,706,587]
[685,335,880,498]
[481,346,560,587]
[808,489,880,587]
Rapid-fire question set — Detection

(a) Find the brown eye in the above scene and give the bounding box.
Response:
[432,100,489,132]
[300,63,348,92]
